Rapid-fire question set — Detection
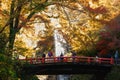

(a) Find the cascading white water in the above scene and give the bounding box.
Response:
[54,29,70,80]
[54,30,66,56]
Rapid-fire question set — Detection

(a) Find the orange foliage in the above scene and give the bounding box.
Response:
[86,5,107,14]
[99,49,108,55]
[33,15,50,22]
[20,16,27,22]
[37,36,54,48]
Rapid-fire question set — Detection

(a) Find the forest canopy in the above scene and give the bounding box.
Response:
[0,0,120,80]
[0,0,120,56]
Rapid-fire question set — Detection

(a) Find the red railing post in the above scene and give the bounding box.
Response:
[98,58,101,64]
[42,58,45,63]
[54,57,58,63]
[64,57,67,62]
[30,58,33,64]
[88,57,91,64]
[76,57,80,62]
[110,57,114,64]
[54,57,56,62]
[66,57,68,62]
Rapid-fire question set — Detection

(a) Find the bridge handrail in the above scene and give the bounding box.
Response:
[18,56,115,65]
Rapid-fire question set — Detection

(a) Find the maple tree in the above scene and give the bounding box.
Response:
[96,15,120,56]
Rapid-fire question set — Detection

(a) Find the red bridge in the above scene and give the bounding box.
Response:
[19,56,115,64]
[19,56,118,80]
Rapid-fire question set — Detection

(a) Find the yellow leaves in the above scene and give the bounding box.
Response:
[60,17,68,24]
[33,0,47,4]
[113,0,120,6]
[78,0,89,7]
[96,0,120,22]
[0,0,11,10]
[33,14,50,23]
[89,0,99,9]
[0,0,119,56]
[14,37,34,57]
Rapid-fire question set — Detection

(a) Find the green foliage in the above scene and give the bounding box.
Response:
[84,49,97,57]
[20,75,39,80]
[105,66,120,80]
[0,33,8,54]
[0,54,18,80]
[71,74,93,80]
[77,49,97,57]
[33,2,49,12]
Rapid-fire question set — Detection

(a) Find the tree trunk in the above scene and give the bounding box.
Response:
[8,27,17,56]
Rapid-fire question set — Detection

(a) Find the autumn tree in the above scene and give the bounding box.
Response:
[0,0,82,55]
[0,0,53,57]
[57,0,120,56]
[0,0,119,57]
[93,0,120,56]
[47,0,108,56]
[0,0,120,79]
[97,15,120,56]
[0,0,53,79]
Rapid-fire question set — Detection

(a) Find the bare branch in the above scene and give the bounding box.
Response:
[0,21,10,33]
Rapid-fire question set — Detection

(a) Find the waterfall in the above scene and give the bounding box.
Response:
[54,29,70,80]
[54,29,67,56]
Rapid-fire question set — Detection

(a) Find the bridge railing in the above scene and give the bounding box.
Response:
[19,56,115,65]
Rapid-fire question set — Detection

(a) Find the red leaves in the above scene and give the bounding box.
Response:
[97,40,108,50]
[108,20,120,32]
[108,42,116,49]
[99,49,108,55]
[86,5,107,14]
[100,32,111,39]
[97,18,120,56]
[97,39,110,56]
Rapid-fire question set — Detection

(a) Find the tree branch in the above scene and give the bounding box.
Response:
[0,23,9,33]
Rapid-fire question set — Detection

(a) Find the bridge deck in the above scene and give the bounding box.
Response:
[22,62,112,75]
[19,56,120,75]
